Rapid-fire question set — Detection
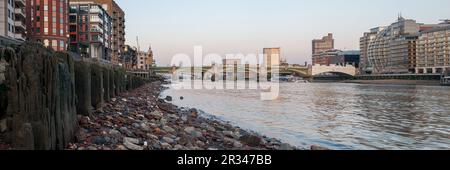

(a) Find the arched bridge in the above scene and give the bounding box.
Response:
[151,65,357,77]
[310,65,357,76]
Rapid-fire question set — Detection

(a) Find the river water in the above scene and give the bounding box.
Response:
[161,80,450,150]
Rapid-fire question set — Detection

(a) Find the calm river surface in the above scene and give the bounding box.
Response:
[161,81,450,150]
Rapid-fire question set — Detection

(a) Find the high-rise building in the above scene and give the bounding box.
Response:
[312,33,334,64]
[0,0,27,41]
[26,0,69,51]
[71,0,125,64]
[416,21,450,74]
[263,48,281,67]
[68,2,112,61]
[359,27,385,74]
[362,16,420,74]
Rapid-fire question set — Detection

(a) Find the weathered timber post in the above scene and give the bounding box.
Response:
[91,63,104,109]
[74,60,92,116]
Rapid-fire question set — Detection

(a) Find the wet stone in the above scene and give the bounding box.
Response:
[239,134,262,147]
[92,136,108,145]
[162,125,175,134]
[162,136,174,144]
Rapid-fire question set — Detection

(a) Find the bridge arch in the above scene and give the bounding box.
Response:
[311,65,356,76]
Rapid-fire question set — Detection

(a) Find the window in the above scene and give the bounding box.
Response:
[44,5,48,11]
[44,39,49,47]
[59,41,65,49]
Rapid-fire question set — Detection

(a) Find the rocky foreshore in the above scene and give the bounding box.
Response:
[68,77,297,150]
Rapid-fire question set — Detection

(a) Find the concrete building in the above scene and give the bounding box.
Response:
[359,27,385,74]
[71,0,125,65]
[363,16,420,74]
[312,49,341,66]
[263,48,281,67]
[136,46,154,70]
[0,0,27,41]
[312,33,334,64]
[312,49,360,68]
[26,0,69,51]
[416,21,450,74]
[68,2,112,61]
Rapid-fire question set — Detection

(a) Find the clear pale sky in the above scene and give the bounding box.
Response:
[115,0,450,66]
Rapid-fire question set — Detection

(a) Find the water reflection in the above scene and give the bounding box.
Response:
[161,82,450,150]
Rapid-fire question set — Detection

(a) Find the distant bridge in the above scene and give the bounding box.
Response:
[310,65,357,76]
[151,64,356,78]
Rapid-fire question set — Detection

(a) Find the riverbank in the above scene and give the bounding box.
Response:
[67,78,301,150]
[342,79,441,86]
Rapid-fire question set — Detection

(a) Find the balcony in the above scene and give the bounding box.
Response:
[14,21,26,31]
[90,8,101,14]
[14,8,25,19]
[90,18,103,24]
[90,28,103,33]
[14,33,25,41]
[15,0,25,7]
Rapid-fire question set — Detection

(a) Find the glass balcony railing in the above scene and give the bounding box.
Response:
[90,28,103,33]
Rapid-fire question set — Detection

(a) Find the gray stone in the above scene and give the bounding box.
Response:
[223,131,237,138]
[181,115,188,122]
[165,96,172,101]
[120,127,133,136]
[109,129,121,137]
[162,125,175,134]
[162,136,175,144]
[174,144,184,150]
[233,141,243,148]
[116,145,127,150]
[87,146,98,150]
[92,136,108,145]
[132,123,140,129]
[160,118,168,126]
[239,134,262,147]
[146,133,158,140]
[196,140,205,147]
[184,127,195,134]
[147,110,163,119]
[123,137,140,145]
[223,137,235,145]
[140,123,150,132]
[124,141,144,150]
[161,142,171,149]
[280,143,294,150]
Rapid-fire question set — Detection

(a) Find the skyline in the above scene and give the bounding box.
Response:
[116,0,450,66]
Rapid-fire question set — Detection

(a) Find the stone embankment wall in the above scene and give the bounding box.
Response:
[0,43,148,150]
